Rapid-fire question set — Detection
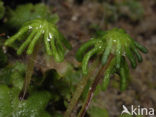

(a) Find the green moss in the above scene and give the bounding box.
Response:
[0,62,52,117]
[0,85,51,117]
[7,3,59,29]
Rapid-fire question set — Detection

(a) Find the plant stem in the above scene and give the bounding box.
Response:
[19,42,41,100]
[78,55,114,117]
[64,59,100,117]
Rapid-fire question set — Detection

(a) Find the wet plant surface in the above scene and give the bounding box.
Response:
[0,0,156,117]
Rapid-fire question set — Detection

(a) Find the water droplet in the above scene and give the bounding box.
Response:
[47,38,51,42]
[49,33,53,39]
[2,46,7,53]
[28,26,32,29]
[113,40,117,42]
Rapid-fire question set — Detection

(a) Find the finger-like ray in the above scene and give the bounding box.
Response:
[120,66,127,91]
[50,37,64,62]
[27,30,42,54]
[44,29,52,55]
[56,45,64,62]
[120,57,129,91]
[82,48,99,75]
[17,30,37,55]
[116,41,121,68]
[126,48,137,68]
[102,39,112,65]
[102,58,115,90]
[134,41,148,53]
[76,39,97,62]
[5,26,29,45]
[55,33,65,60]
[55,35,65,54]
[132,46,143,62]
[49,29,65,58]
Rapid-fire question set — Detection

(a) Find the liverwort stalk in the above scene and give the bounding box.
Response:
[64,58,100,117]
[5,19,71,99]
[78,55,114,117]
[19,39,41,100]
